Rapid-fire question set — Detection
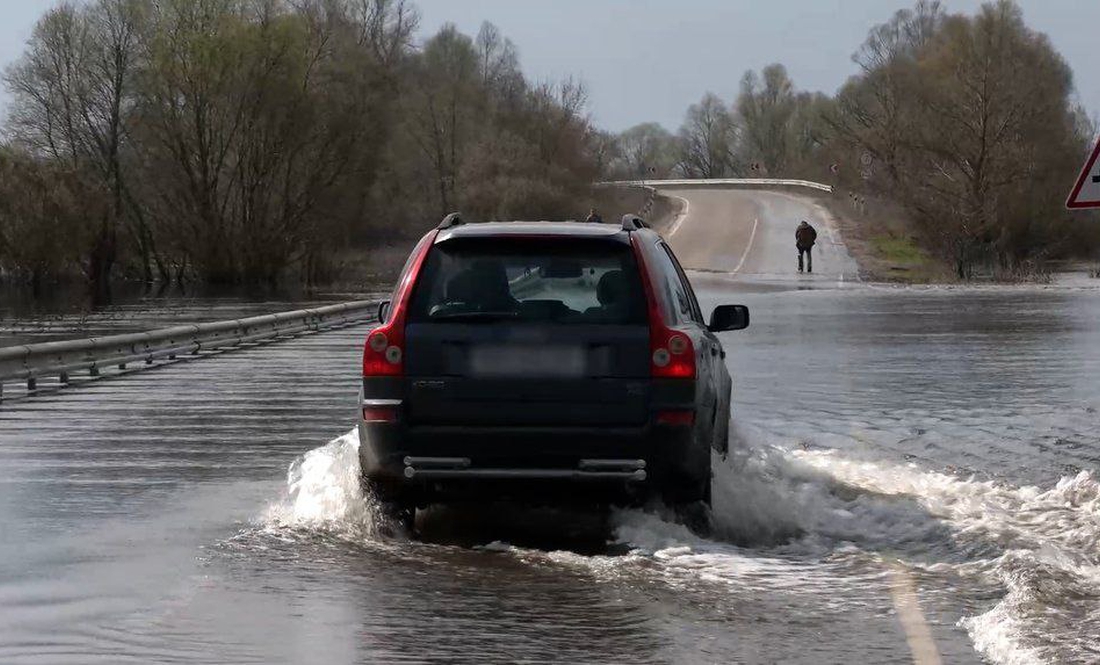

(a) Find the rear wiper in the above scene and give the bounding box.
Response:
[428,311,519,322]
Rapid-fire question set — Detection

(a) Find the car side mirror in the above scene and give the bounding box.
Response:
[709,305,749,332]
[377,300,391,323]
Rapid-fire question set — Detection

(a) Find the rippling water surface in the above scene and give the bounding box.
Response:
[1,280,1098,664]
[0,284,387,346]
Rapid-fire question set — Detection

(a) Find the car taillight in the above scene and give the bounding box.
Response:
[362,230,436,377]
[630,236,697,380]
[651,327,696,379]
[363,324,404,376]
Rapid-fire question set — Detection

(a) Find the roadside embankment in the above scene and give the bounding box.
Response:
[806,189,951,283]
[804,187,1098,284]
[588,185,683,231]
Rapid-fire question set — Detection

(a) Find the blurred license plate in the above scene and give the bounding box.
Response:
[469,345,585,377]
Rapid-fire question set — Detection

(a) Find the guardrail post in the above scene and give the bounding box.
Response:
[27,376,36,392]
[59,371,69,384]
[90,366,99,377]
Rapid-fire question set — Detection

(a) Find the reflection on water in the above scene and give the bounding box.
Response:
[0,283,1098,664]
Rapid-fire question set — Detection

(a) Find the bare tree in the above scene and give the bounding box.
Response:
[299,0,419,67]
[3,2,608,291]
[677,92,737,178]
[736,64,798,176]
[0,146,108,293]
[824,0,1090,276]
[404,25,480,215]
[475,21,520,97]
[613,122,679,179]
[5,0,143,298]
[827,1,945,184]
[133,0,393,283]
[912,1,1079,274]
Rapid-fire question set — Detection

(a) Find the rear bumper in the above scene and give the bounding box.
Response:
[357,418,703,506]
[403,456,647,481]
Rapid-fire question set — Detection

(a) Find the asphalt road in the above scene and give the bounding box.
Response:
[659,186,860,281]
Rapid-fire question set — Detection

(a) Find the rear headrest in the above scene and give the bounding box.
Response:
[596,270,628,306]
[446,260,512,307]
[446,270,476,303]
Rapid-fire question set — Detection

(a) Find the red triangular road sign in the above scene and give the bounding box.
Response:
[1067,136,1100,209]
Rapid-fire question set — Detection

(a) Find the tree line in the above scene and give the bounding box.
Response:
[3,0,1096,294]
[604,0,1099,277]
[0,0,601,298]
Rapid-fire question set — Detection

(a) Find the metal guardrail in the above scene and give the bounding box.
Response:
[597,178,834,193]
[0,300,378,400]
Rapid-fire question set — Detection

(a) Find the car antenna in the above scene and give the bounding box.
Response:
[438,212,464,230]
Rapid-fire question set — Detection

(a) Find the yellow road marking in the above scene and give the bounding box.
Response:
[888,564,945,665]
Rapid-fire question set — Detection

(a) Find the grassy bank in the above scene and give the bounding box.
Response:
[812,191,953,283]
[814,189,1100,284]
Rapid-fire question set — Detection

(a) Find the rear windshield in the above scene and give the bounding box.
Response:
[407,238,647,324]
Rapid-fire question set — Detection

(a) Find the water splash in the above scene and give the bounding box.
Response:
[740,432,1100,663]
[605,423,1100,664]
[262,428,382,538]
[259,423,1100,664]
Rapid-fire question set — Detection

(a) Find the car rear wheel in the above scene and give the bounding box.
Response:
[361,475,417,535]
[661,462,712,508]
[378,500,416,534]
[664,471,712,533]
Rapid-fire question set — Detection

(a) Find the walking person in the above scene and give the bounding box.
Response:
[795,220,818,273]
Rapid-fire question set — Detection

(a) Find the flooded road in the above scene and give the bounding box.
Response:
[2,186,1099,664]
[1,278,1098,664]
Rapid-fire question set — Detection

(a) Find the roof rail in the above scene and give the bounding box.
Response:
[438,212,464,230]
[621,214,648,232]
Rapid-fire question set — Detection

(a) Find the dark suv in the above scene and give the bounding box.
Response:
[359,213,748,523]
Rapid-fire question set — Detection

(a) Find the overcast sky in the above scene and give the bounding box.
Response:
[2,0,1096,133]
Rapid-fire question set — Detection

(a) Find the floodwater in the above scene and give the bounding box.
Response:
[1,278,1098,664]
[0,283,388,346]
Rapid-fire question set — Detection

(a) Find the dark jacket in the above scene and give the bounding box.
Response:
[795,222,817,250]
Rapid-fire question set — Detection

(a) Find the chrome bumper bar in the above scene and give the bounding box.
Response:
[402,457,647,482]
